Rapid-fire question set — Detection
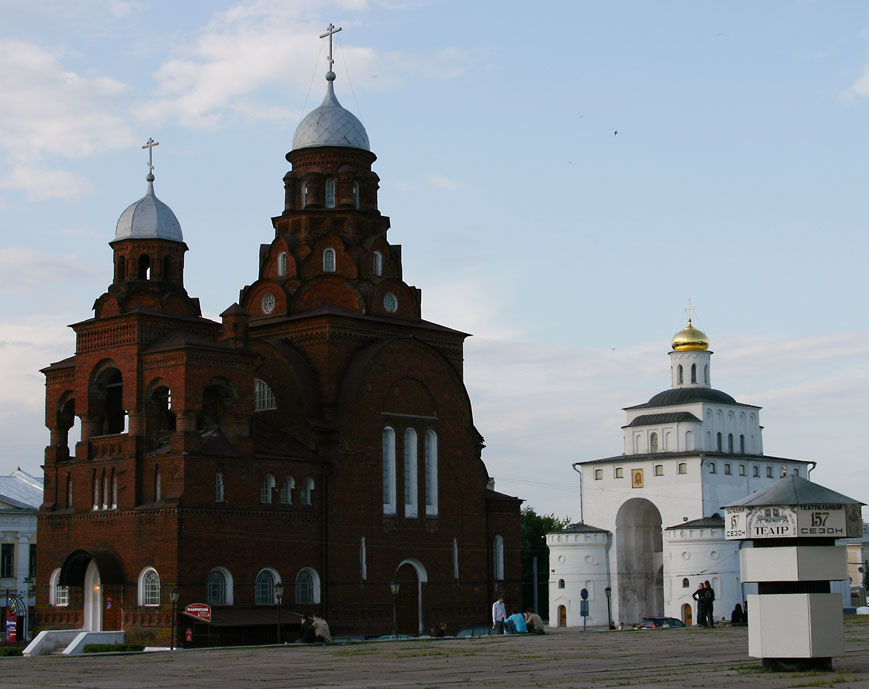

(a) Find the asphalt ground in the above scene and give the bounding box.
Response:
[3,618,869,689]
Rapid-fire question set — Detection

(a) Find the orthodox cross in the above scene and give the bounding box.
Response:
[684,299,695,326]
[142,137,159,174]
[319,23,342,70]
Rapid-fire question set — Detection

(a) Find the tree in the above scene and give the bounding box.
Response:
[520,506,571,617]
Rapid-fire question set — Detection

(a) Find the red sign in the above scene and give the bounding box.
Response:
[5,617,17,643]
[184,603,211,623]
[185,628,193,643]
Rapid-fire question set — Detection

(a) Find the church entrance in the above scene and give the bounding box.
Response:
[681,603,693,626]
[615,498,664,624]
[394,559,427,636]
[558,605,566,627]
[83,561,102,631]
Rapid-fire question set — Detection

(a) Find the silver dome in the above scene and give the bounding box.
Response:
[114,177,183,242]
[292,81,370,152]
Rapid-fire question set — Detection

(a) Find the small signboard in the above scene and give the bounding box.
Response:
[184,603,212,623]
[726,503,862,540]
[580,600,589,617]
[580,588,589,600]
[5,617,16,643]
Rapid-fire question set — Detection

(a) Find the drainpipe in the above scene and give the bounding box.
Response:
[571,463,583,524]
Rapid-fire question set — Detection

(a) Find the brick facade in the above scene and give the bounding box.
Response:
[35,108,521,646]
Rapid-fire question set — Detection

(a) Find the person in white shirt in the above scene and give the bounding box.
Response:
[492,596,507,634]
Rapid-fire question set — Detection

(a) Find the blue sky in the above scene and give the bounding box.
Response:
[1,0,867,519]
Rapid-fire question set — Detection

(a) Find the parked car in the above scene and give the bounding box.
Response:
[639,616,685,629]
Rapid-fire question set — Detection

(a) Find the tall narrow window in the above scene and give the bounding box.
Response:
[494,535,504,581]
[296,569,316,604]
[728,433,734,453]
[50,568,69,606]
[404,428,418,517]
[453,538,459,580]
[301,477,314,505]
[678,462,687,474]
[254,379,276,411]
[716,432,722,451]
[373,251,383,277]
[207,569,227,605]
[117,257,126,281]
[690,363,697,383]
[425,430,438,516]
[685,430,694,451]
[140,568,161,606]
[255,570,276,605]
[352,181,360,209]
[360,537,367,582]
[677,365,683,385]
[163,255,173,281]
[739,434,745,453]
[92,473,99,510]
[215,472,224,503]
[28,544,35,577]
[704,365,709,384]
[154,467,161,501]
[277,252,287,277]
[281,476,295,504]
[301,181,309,207]
[323,248,336,273]
[325,177,336,208]
[382,427,396,514]
[66,474,73,509]
[753,465,760,478]
[138,254,151,280]
[260,475,275,504]
[101,471,108,510]
[649,432,658,453]
[111,472,117,509]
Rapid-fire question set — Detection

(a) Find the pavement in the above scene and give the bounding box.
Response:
[3,618,869,689]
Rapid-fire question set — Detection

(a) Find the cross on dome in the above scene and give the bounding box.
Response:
[142,137,159,181]
[684,298,695,327]
[319,23,342,76]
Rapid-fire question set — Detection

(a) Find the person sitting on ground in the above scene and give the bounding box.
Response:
[506,609,527,634]
[312,614,332,642]
[730,603,746,626]
[524,609,545,634]
[435,621,447,637]
[299,614,317,643]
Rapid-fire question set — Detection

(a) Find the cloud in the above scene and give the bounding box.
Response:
[843,64,869,99]
[0,40,135,164]
[0,248,101,294]
[0,166,94,201]
[427,173,458,190]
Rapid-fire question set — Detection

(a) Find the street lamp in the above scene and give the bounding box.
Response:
[390,580,400,637]
[274,581,284,644]
[604,586,614,630]
[169,588,179,650]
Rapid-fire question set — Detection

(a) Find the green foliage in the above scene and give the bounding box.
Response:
[82,643,145,653]
[520,506,571,615]
[0,646,23,657]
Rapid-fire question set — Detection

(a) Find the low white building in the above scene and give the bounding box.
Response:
[548,321,812,628]
[0,469,43,641]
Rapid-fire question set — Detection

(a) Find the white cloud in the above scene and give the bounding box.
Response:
[0,248,100,294]
[0,166,93,201]
[427,173,458,190]
[0,40,135,164]
[843,64,869,99]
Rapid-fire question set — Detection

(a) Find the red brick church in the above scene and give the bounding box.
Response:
[35,33,521,647]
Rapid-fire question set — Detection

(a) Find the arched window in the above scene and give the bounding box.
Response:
[614,467,624,478]
[117,257,126,281]
[154,467,161,502]
[724,463,731,475]
[111,472,117,510]
[92,472,98,511]
[728,433,734,453]
[678,462,687,474]
[254,379,276,411]
[685,430,694,451]
[382,427,396,514]
[453,538,459,580]
[404,428,418,518]
[352,181,360,209]
[709,462,717,474]
[281,476,295,504]
[138,254,151,280]
[494,534,504,581]
[295,568,320,604]
[373,251,383,277]
[206,568,232,605]
[753,465,760,478]
[101,470,108,510]
[677,365,683,385]
[690,363,697,383]
[360,537,367,581]
[260,474,275,504]
[323,248,336,273]
[301,181,309,207]
[704,365,709,384]
[215,472,224,503]
[255,569,278,605]
[716,432,722,452]
[66,474,73,509]
[301,477,314,505]
[766,466,773,478]
[649,432,658,453]
[50,568,69,606]
[558,579,565,589]
[425,430,438,515]
[325,177,336,208]
[94,367,125,435]
[139,567,161,606]
[277,252,287,277]
[739,434,745,453]
[682,578,690,588]
[654,464,663,476]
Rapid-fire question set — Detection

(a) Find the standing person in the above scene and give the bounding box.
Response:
[524,609,545,634]
[692,582,707,627]
[702,581,715,628]
[492,596,507,634]
[312,614,332,642]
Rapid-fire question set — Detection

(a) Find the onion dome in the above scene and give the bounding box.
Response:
[671,320,710,351]
[292,71,370,152]
[114,172,183,242]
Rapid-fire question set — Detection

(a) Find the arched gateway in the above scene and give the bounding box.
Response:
[59,550,124,631]
[615,498,663,624]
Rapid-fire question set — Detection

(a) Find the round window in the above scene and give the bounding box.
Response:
[383,293,398,313]
[261,293,275,314]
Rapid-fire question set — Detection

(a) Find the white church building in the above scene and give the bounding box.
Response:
[548,321,812,628]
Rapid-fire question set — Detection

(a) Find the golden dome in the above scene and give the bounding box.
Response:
[671,320,710,351]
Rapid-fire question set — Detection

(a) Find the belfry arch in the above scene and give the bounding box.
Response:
[615,498,663,623]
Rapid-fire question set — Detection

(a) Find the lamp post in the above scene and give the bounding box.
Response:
[169,588,179,650]
[604,586,613,630]
[390,580,400,637]
[274,581,284,644]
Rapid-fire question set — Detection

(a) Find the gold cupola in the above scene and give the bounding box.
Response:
[671,319,710,351]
